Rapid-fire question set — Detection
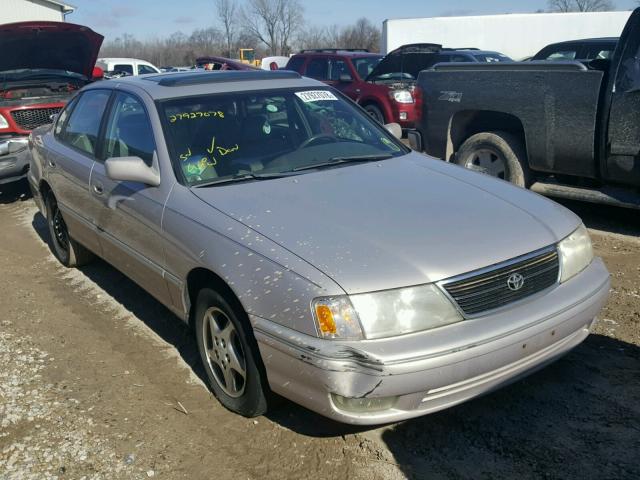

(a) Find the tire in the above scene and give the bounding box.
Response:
[455,131,530,188]
[195,288,268,417]
[45,192,94,268]
[363,103,385,124]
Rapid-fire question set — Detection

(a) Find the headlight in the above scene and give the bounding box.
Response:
[390,90,414,104]
[558,224,593,283]
[350,284,463,339]
[0,113,8,129]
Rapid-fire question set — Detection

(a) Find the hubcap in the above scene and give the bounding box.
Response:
[202,307,246,398]
[465,148,507,179]
[51,205,69,252]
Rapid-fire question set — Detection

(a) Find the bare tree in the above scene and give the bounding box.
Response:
[242,0,303,55]
[548,0,614,11]
[215,0,237,57]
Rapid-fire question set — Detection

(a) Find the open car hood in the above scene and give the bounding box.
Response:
[0,21,103,78]
[366,43,442,82]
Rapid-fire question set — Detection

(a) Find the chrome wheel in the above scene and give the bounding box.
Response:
[464,148,507,179]
[202,307,246,398]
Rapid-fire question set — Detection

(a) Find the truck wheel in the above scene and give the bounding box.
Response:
[45,192,94,268]
[195,288,268,417]
[363,104,385,124]
[455,131,530,188]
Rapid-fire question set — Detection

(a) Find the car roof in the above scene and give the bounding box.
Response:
[293,50,382,58]
[543,37,618,47]
[87,70,324,100]
[443,50,506,55]
[98,57,155,64]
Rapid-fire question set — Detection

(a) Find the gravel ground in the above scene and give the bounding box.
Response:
[0,181,638,480]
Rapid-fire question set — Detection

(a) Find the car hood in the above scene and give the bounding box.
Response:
[366,43,442,82]
[0,21,103,78]
[192,153,580,294]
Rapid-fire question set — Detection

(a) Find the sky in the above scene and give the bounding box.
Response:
[67,0,639,41]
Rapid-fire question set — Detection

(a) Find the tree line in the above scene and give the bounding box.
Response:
[99,0,380,68]
[99,0,625,68]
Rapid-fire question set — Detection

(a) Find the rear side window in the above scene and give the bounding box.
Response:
[60,90,111,156]
[54,95,79,138]
[285,56,305,73]
[114,64,134,75]
[138,64,158,75]
[329,59,351,81]
[103,93,156,166]
[545,50,577,61]
[306,58,329,80]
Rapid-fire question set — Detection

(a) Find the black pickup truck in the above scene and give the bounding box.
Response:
[411,8,640,209]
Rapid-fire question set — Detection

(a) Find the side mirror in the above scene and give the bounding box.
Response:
[407,130,423,151]
[105,155,160,186]
[384,122,402,139]
[339,74,353,83]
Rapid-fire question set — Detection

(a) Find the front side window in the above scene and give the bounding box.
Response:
[103,92,155,165]
[159,88,408,186]
[352,57,382,80]
[329,59,351,81]
[138,64,158,75]
[60,90,110,155]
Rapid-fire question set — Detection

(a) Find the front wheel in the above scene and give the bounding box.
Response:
[45,192,94,267]
[195,288,268,417]
[455,131,530,188]
[363,104,385,124]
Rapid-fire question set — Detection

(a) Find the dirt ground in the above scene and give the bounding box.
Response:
[0,180,638,480]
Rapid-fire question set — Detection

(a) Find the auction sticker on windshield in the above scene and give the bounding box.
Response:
[295,90,338,102]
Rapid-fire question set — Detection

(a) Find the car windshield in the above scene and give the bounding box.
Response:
[159,88,408,186]
[473,53,513,63]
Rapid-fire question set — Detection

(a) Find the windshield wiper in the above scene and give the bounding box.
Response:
[193,171,297,188]
[292,154,393,172]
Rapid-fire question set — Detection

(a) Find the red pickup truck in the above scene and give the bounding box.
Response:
[285,45,442,129]
[0,21,103,184]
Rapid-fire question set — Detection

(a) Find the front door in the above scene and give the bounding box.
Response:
[606,21,640,186]
[89,91,172,305]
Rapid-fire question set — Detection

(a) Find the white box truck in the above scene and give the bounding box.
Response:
[382,11,632,60]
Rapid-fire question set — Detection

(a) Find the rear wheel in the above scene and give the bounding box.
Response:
[195,288,268,417]
[45,192,94,267]
[455,131,530,188]
[363,104,385,124]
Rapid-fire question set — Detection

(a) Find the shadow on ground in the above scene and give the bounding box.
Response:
[557,199,640,237]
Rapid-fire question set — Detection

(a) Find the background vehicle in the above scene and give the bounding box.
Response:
[286,46,511,128]
[96,57,160,76]
[260,56,289,70]
[195,56,258,71]
[532,37,618,62]
[412,8,640,210]
[0,20,103,184]
[383,10,631,60]
[239,48,261,67]
[27,70,609,425]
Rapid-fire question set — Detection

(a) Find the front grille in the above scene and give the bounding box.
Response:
[441,247,559,316]
[11,107,62,130]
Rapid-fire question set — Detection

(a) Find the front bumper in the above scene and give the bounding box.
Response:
[0,137,30,184]
[253,258,610,425]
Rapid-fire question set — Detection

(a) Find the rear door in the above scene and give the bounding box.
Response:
[89,90,173,304]
[606,17,640,186]
[46,89,111,254]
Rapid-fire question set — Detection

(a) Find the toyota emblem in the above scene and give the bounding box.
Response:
[507,273,525,291]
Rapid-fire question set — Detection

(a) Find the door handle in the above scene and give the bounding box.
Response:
[47,159,56,168]
[92,183,104,195]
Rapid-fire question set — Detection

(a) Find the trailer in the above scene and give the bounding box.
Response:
[382,11,632,60]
